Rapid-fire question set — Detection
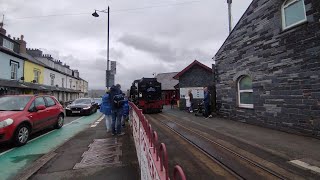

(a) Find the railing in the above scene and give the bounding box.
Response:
[129,102,186,180]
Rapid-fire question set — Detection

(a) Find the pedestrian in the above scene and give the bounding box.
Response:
[109,84,125,136]
[122,97,129,128]
[188,89,193,113]
[203,87,212,119]
[100,89,112,132]
[185,93,191,112]
[170,95,175,109]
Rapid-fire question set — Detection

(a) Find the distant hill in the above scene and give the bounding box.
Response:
[88,89,105,98]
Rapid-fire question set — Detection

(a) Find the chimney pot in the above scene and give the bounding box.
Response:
[17,38,20,40]
[8,34,11,38]
[21,35,24,40]
[13,37,15,40]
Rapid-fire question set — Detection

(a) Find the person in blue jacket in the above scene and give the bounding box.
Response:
[100,89,112,132]
[122,98,129,128]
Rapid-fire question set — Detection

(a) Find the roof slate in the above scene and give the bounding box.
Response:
[155,72,179,91]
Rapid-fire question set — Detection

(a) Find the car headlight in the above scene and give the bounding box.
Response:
[66,106,71,110]
[83,106,91,110]
[0,118,14,129]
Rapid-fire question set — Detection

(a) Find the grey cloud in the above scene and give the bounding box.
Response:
[2,0,252,90]
[118,34,212,62]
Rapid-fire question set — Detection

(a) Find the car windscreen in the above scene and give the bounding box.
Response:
[72,99,91,105]
[0,96,31,111]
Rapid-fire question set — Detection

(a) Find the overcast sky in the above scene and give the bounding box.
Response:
[1,0,252,90]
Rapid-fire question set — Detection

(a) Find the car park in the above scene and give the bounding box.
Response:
[65,98,98,116]
[0,95,64,146]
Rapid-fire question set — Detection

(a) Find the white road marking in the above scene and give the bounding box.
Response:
[90,115,105,128]
[0,116,89,157]
[0,148,15,156]
[290,160,320,173]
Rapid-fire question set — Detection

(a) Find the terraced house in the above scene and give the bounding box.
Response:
[214,0,320,137]
[0,24,88,103]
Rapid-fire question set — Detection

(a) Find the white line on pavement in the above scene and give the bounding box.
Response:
[290,160,320,173]
[0,116,86,157]
[90,115,105,128]
[0,148,14,156]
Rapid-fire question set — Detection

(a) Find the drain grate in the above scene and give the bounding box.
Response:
[74,138,122,169]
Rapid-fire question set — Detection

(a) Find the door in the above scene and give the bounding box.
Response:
[27,97,49,130]
[44,96,59,126]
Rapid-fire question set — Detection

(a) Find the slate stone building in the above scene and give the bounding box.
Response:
[174,60,215,110]
[214,0,320,137]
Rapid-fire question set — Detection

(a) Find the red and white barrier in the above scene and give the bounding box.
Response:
[129,102,186,180]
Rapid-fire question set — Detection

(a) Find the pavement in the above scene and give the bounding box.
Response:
[22,115,139,180]
[165,105,320,176]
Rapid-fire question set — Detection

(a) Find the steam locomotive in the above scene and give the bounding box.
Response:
[129,78,163,113]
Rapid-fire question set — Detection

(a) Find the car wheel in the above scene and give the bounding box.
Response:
[14,124,30,146]
[55,115,64,129]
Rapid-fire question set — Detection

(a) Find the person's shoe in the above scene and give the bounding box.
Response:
[118,132,125,136]
[190,111,193,113]
[208,115,213,118]
[112,133,116,136]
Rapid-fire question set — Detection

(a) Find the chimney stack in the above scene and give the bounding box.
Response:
[18,35,27,54]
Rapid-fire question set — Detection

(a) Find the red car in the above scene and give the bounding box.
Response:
[0,95,64,146]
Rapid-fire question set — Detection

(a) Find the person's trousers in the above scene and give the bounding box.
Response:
[105,115,112,131]
[204,104,210,117]
[111,109,123,134]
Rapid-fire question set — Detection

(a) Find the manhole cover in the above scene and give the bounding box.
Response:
[73,138,122,169]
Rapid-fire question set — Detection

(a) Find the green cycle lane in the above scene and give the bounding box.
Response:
[0,112,103,180]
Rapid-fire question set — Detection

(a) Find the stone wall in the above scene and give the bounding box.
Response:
[179,65,214,109]
[215,0,320,137]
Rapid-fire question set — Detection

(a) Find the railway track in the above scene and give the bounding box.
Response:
[146,113,304,180]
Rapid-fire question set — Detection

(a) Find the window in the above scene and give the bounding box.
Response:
[3,39,14,51]
[11,62,18,80]
[69,79,72,88]
[33,69,40,83]
[62,78,64,88]
[238,76,253,108]
[50,74,55,86]
[282,0,307,30]
[35,97,46,107]
[44,97,56,107]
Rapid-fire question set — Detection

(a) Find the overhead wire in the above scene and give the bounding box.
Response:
[6,0,202,21]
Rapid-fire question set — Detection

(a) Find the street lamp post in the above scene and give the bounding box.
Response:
[92,6,110,88]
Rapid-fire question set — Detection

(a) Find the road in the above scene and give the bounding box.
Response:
[0,112,103,180]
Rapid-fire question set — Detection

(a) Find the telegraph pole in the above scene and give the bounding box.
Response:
[107,6,110,89]
[227,0,233,33]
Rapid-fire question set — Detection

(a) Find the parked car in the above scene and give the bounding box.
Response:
[0,95,64,146]
[65,98,98,116]
[93,98,102,109]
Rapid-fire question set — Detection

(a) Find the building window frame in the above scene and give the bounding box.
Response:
[281,0,307,30]
[33,69,40,83]
[62,78,65,88]
[10,62,19,80]
[237,76,254,109]
[3,39,14,51]
[69,79,72,89]
[50,73,55,86]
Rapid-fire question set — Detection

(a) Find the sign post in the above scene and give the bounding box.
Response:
[106,70,115,87]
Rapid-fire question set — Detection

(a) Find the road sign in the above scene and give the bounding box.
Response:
[106,70,115,87]
[110,61,116,75]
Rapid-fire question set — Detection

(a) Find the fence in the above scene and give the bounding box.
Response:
[129,102,186,180]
